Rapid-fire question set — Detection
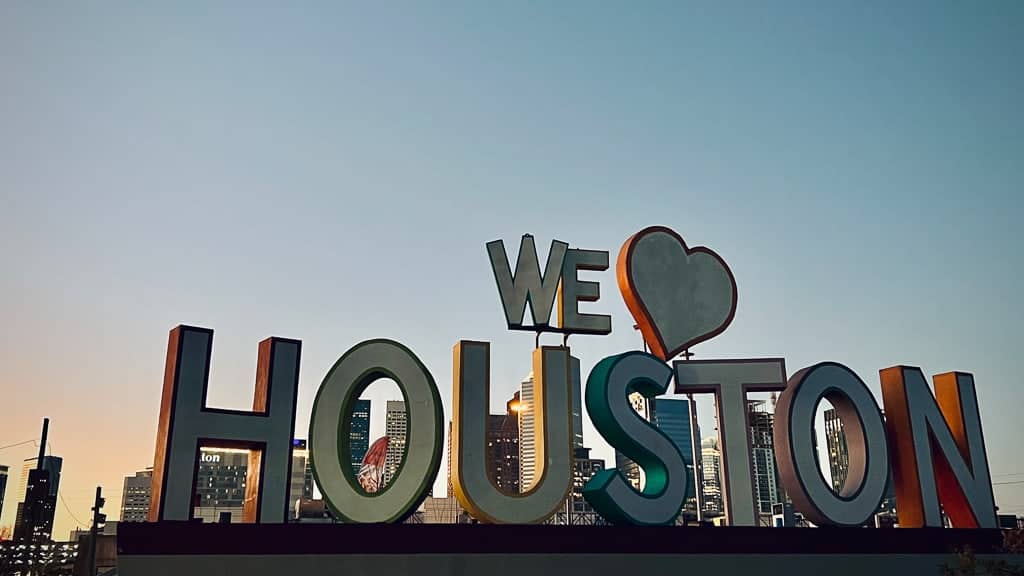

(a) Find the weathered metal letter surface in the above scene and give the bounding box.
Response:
[150,325,301,523]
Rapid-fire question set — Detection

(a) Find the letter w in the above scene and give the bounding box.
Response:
[486,235,568,328]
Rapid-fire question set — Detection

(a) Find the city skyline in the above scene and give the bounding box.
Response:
[2,1,1023,537]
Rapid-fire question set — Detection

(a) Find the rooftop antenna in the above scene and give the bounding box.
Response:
[37,417,49,469]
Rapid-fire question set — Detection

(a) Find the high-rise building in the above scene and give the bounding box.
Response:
[615,392,652,491]
[489,394,520,493]
[520,359,583,494]
[14,419,61,543]
[383,401,407,487]
[447,421,455,497]
[822,408,897,519]
[193,447,249,523]
[569,447,605,521]
[701,437,724,516]
[748,399,783,519]
[15,456,62,534]
[518,373,537,492]
[15,457,62,506]
[120,469,153,522]
[0,465,8,522]
[823,407,850,493]
[652,398,698,501]
[129,442,311,524]
[16,458,33,523]
[449,393,521,496]
[289,439,313,518]
[570,358,584,450]
[350,400,371,474]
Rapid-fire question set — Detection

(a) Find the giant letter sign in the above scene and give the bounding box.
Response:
[309,340,443,523]
[487,235,568,329]
[148,226,1002,530]
[451,342,573,523]
[774,362,890,527]
[880,367,997,528]
[150,325,301,523]
[557,248,612,335]
[673,359,786,526]
[583,352,688,526]
[617,226,737,361]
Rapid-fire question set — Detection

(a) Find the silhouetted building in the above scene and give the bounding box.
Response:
[75,533,116,575]
[489,394,521,493]
[120,468,153,522]
[448,392,521,497]
[14,419,61,543]
[0,465,7,522]
[14,454,63,529]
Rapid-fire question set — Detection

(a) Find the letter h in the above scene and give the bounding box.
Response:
[149,325,301,523]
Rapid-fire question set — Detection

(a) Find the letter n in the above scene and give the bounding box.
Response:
[880,366,996,528]
[149,325,301,523]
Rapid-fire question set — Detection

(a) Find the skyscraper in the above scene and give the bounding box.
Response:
[15,456,62,508]
[570,357,584,450]
[823,407,850,492]
[652,397,698,500]
[878,409,897,515]
[383,401,407,487]
[701,437,724,516]
[518,372,537,492]
[451,393,521,496]
[193,447,249,523]
[0,465,8,522]
[489,394,520,493]
[520,359,583,494]
[289,439,313,518]
[569,447,605,522]
[748,400,783,519]
[350,400,371,474]
[447,421,454,497]
[14,419,61,543]
[822,408,897,518]
[120,469,153,522]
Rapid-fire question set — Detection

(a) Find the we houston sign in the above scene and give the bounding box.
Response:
[147,226,997,528]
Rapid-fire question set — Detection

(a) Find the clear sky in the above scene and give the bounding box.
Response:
[1,1,1022,536]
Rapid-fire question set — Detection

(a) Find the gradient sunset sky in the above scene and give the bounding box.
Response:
[1,1,1022,536]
